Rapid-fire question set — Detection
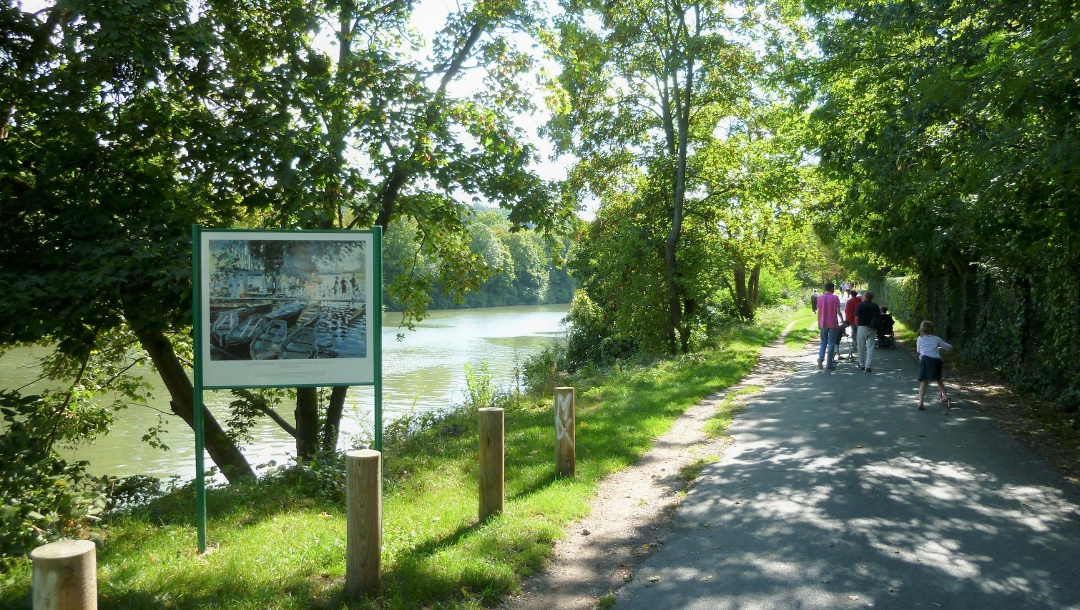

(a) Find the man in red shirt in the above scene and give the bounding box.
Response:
[817,282,843,369]
[842,289,861,360]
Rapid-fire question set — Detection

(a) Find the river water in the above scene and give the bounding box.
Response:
[0,304,568,482]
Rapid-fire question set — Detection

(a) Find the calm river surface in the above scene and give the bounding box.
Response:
[0,304,568,482]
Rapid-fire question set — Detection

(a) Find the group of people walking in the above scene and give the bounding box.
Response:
[815,282,881,371]
[813,282,953,409]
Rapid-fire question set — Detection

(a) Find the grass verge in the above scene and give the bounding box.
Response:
[1,307,805,609]
[703,386,763,438]
[783,312,819,351]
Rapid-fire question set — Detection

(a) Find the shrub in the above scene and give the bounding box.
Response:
[521,343,564,396]
[562,291,638,371]
[1,391,107,578]
[463,361,497,410]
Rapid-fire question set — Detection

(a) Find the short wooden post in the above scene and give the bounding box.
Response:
[555,387,576,478]
[478,407,504,521]
[30,539,97,610]
[345,449,381,597]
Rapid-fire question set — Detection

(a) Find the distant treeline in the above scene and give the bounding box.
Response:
[383,209,575,311]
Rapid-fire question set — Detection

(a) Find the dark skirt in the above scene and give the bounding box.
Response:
[919,355,944,381]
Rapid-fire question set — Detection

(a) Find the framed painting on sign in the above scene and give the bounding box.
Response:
[196,230,376,388]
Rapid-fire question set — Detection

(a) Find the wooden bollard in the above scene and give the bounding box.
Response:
[345,449,381,597]
[30,539,97,610]
[555,387,576,478]
[478,407,505,521]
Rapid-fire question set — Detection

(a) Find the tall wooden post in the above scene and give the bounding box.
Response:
[478,407,505,521]
[345,449,381,597]
[555,387,576,478]
[31,539,97,610]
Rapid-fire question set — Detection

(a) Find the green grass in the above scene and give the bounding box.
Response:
[703,386,763,438]
[678,456,720,482]
[2,307,805,610]
[783,312,819,351]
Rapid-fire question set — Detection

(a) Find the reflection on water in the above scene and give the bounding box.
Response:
[0,304,568,482]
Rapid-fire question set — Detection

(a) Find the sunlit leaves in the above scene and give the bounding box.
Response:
[808,0,1080,276]
[551,0,808,342]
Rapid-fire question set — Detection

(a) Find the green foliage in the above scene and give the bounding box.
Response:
[548,0,758,351]
[869,276,921,330]
[565,195,673,356]
[875,268,1080,410]
[0,333,171,575]
[383,210,575,313]
[809,0,1080,403]
[463,361,498,410]
[520,342,566,396]
[226,388,291,446]
[0,388,166,580]
[755,267,800,309]
[561,291,639,371]
[1,0,574,482]
[703,103,817,320]
[549,0,812,348]
[0,392,104,577]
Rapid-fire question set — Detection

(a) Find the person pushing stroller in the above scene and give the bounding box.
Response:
[875,306,895,348]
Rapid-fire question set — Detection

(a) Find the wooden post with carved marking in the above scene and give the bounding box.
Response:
[31,539,97,610]
[478,407,505,521]
[345,449,381,597]
[555,387,576,478]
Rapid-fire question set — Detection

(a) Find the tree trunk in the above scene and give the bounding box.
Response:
[679,298,697,353]
[749,265,761,315]
[664,243,681,354]
[321,386,349,453]
[733,266,754,320]
[295,387,320,460]
[137,330,255,483]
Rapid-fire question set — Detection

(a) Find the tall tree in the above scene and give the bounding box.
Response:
[0,0,257,481]
[1,0,572,478]
[806,0,1080,396]
[700,102,812,319]
[207,0,570,457]
[549,0,807,349]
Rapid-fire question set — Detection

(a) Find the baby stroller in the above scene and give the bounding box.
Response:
[837,321,856,361]
[876,307,896,349]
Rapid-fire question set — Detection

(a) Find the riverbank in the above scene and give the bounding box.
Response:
[1,307,810,609]
[0,304,569,483]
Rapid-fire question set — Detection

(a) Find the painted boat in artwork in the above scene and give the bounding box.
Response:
[277,304,322,360]
[294,303,321,328]
[210,303,275,348]
[264,300,306,325]
[249,319,290,360]
[346,303,365,324]
[223,314,267,353]
[279,325,319,360]
[210,310,241,348]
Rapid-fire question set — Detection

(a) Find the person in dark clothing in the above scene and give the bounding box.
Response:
[876,306,895,347]
[854,291,882,372]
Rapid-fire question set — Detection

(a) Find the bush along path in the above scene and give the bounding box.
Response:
[499,314,814,610]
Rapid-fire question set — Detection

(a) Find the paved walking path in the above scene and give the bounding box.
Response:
[613,337,1080,609]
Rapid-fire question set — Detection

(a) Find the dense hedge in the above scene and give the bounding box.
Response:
[871,268,1080,411]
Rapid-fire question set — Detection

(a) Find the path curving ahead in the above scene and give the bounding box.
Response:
[613,335,1080,609]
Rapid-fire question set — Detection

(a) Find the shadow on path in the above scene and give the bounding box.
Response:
[614,342,1080,610]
